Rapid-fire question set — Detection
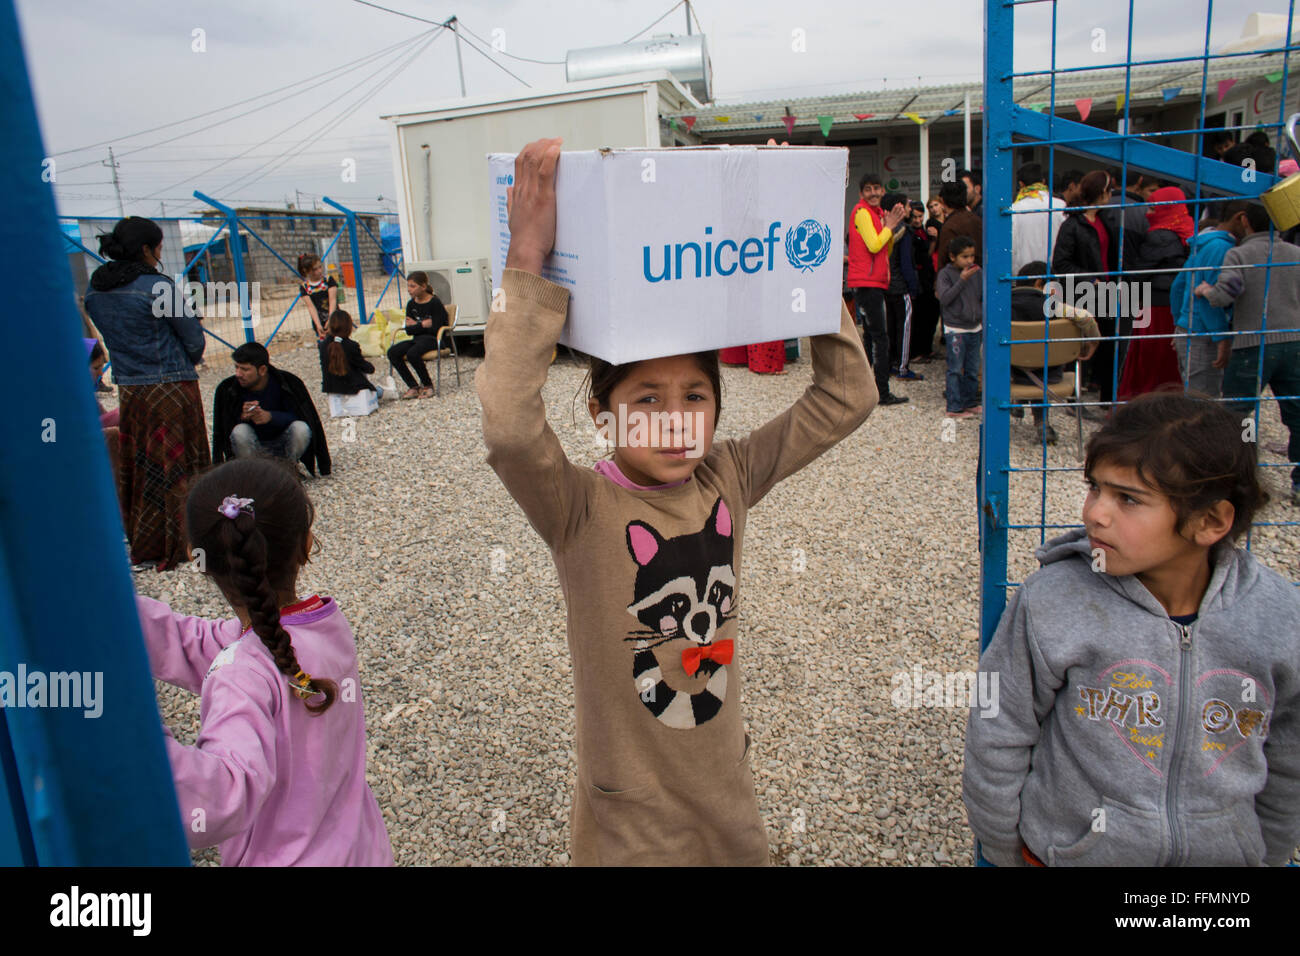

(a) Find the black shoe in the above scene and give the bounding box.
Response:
[1009,406,1025,420]
[880,394,910,406]
[1041,424,1058,445]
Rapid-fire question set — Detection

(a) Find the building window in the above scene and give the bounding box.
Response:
[262,216,271,230]
[332,217,341,232]
[287,218,295,233]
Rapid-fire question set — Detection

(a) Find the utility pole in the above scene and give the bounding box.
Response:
[686,0,692,34]
[295,188,304,211]
[103,147,124,217]
[159,201,166,217]
[447,16,466,97]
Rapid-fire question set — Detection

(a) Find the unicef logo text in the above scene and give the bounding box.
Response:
[495,173,515,186]
[785,219,831,272]
[642,220,826,283]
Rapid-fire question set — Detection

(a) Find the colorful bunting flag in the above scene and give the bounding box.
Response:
[1266,71,1284,83]
[853,113,874,121]
[782,115,796,136]
[903,112,924,125]
[817,115,834,137]
[1026,103,1047,113]
[683,116,696,131]
[1217,79,1236,102]
[1116,93,1126,111]
[1075,98,1093,122]
[715,115,730,123]
[1162,87,1181,102]
[753,113,764,121]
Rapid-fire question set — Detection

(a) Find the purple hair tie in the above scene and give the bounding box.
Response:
[218,495,255,520]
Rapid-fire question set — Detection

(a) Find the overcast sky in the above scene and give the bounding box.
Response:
[18,0,1286,218]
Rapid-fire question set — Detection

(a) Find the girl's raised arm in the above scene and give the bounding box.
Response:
[724,300,876,508]
[136,594,241,694]
[476,138,589,546]
[476,268,589,547]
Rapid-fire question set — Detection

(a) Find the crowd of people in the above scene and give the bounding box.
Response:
[84,218,454,572]
[843,156,1299,503]
[71,134,1300,869]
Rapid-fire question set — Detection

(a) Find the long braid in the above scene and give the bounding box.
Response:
[217,505,338,715]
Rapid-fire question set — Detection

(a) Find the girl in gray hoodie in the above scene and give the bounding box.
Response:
[964,392,1300,866]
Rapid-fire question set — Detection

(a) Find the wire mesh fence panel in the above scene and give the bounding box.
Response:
[64,203,405,358]
[981,0,1300,649]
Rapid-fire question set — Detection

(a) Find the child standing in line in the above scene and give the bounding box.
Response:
[298,253,337,341]
[963,392,1300,866]
[934,236,984,419]
[136,458,393,866]
[478,138,877,865]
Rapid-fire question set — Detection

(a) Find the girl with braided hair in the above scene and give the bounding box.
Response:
[135,458,392,865]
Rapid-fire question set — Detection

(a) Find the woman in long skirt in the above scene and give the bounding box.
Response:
[84,217,210,570]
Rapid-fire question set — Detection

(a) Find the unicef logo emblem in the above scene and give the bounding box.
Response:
[784,219,831,272]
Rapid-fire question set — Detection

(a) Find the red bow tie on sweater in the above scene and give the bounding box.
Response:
[682,639,734,676]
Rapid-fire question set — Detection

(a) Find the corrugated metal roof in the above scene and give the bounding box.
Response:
[675,51,1298,133]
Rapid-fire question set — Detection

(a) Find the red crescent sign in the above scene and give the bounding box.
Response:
[1254,90,1264,115]
[884,155,895,172]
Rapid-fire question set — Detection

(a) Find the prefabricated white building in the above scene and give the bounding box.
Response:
[381,71,702,335]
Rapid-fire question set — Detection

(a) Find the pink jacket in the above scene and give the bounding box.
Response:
[136,594,393,866]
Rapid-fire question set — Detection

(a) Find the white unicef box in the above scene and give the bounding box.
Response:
[488,146,847,365]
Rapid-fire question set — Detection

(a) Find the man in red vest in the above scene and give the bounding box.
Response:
[847,173,909,405]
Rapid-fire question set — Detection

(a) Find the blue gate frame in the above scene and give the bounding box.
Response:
[0,0,189,865]
[981,0,1300,652]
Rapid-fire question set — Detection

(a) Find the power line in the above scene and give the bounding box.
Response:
[347,2,538,84]
[56,31,432,174]
[623,1,687,43]
[455,20,565,65]
[349,0,442,26]
[448,20,532,87]
[51,33,425,159]
[214,29,442,197]
[129,29,441,205]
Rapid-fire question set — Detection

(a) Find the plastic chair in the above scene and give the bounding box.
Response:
[385,305,460,396]
[416,304,460,396]
[1008,318,1085,459]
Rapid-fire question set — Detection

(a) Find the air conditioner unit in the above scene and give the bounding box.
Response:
[406,257,492,337]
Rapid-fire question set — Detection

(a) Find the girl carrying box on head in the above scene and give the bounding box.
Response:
[477,138,878,865]
[136,458,393,866]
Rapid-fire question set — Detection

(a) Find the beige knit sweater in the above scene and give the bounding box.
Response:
[477,268,876,865]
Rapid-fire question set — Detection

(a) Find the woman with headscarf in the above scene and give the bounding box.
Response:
[84,216,210,571]
[1118,186,1192,400]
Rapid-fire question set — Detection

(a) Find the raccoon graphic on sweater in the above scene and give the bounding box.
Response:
[624,496,737,730]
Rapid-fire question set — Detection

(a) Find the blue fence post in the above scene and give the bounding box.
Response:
[323,197,367,324]
[980,0,1015,653]
[194,191,256,343]
[0,0,189,865]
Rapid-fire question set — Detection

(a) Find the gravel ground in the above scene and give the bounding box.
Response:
[121,336,1300,866]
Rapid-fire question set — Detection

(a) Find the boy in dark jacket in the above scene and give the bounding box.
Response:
[213,342,331,476]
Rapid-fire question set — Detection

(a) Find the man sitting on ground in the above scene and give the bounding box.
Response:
[212,342,331,476]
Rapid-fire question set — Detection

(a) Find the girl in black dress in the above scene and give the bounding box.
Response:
[298,253,337,341]
[387,270,449,399]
